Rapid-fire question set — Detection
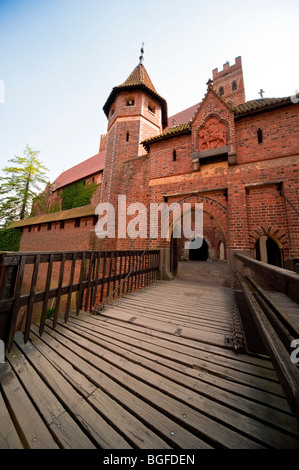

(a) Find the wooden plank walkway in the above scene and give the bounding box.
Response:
[1,273,299,449]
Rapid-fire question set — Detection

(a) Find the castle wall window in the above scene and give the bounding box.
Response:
[47,223,52,231]
[148,100,156,114]
[126,96,135,106]
[219,86,224,96]
[60,221,65,229]
[173,149,177,162]
[257,128,263,144]
[126,131,130,142]
[232,81,237,91]
[75,218,80,228]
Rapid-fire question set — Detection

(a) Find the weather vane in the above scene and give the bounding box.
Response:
[139,42,145,65]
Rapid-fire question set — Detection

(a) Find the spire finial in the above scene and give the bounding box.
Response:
[139,42,145,65]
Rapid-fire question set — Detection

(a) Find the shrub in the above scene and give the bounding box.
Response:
[0,227,22,251]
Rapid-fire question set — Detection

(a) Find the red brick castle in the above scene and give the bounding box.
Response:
[11,50,299,276]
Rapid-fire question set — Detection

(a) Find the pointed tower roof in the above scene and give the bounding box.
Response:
[121,63,158,93]
[103,49,168,128]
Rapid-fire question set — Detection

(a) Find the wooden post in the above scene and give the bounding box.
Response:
[0,253,20,353]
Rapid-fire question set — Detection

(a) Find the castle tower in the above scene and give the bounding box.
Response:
[101,48,168,203]
[97,47,168,249]
[212,56,245,106]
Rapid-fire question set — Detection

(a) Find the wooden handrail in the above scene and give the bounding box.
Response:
[236,272,299,425]
[0,249,160,352]
[235,253,299,304]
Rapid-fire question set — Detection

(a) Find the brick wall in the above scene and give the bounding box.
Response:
[236,106,299,164]
[20,216,96,252]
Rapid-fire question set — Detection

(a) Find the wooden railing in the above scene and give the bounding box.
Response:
[235,254,299,424]
[0,249,160,352]
[235,253,299,303]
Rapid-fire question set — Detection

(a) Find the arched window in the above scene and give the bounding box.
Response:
[232,81,237,91]
[219,86,224,96]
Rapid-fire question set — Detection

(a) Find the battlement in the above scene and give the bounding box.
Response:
[212,56,245,106]
[212,56,242,81]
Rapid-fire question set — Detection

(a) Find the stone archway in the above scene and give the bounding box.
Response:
[167,194,228,276]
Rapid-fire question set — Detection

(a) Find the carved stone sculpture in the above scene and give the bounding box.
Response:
[199,116,227,150]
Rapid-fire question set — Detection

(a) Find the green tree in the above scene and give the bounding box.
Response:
[0,144,48,227]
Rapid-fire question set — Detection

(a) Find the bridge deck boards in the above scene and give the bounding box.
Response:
[1,278,299,449]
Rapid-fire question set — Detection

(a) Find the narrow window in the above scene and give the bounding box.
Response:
[37,225,41,232]
[126,131,130,142]
[93,215,98,226]
[232,81,237,91]
[219,86,224,96]
[60,221,65,229]
[173,149,177,161]
[47,222,52,231]
[28,226,32,233]
[75,218,80,228]
[257,128,263,144]
[148,100,155,114]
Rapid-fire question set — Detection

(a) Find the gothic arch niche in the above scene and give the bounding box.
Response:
[249,225,289,268]
[255,235,282,267]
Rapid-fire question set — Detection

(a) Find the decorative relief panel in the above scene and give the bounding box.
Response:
[198,116,227,151]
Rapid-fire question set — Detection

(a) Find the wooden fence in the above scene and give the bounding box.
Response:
[0,249,160,352]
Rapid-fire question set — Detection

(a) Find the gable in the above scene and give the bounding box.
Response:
[191,87,236,167]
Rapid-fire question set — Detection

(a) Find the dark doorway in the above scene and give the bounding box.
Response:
[255,235,282,267]
[266,237,282,267]
[189,238,209,261]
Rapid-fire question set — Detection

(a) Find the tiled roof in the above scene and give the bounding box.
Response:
[9,205,97,228]
[234,96,297,116]
[142,122,191,151]
[143,92,298,149]
[122,63,158,93]
[103,64,168,128]
[54,151,105,190]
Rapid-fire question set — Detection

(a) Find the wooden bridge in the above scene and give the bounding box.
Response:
[0,250,299,449]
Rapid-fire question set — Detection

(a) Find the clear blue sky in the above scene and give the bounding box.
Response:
[1,0,298,184]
